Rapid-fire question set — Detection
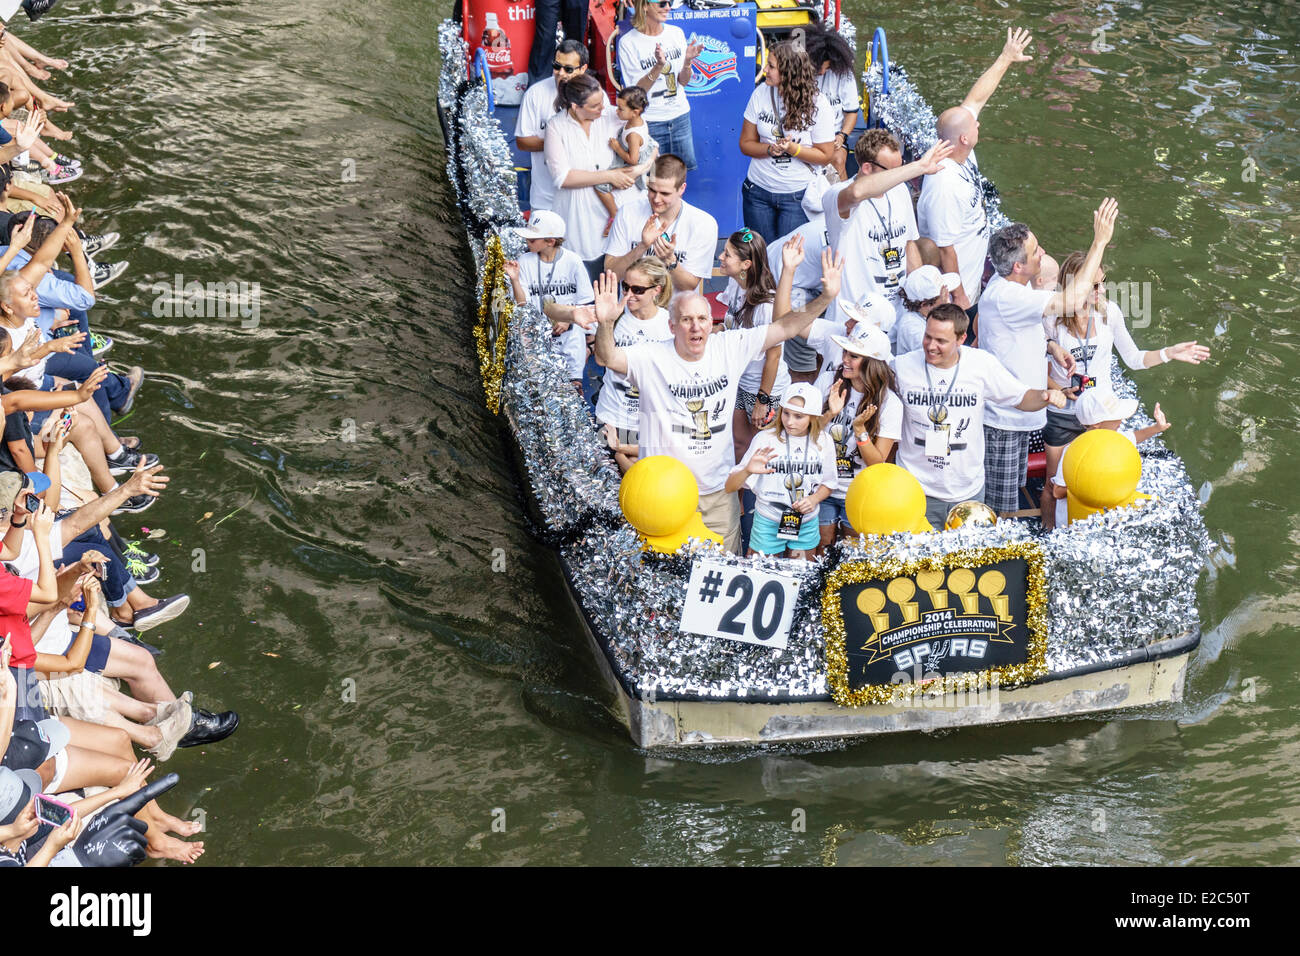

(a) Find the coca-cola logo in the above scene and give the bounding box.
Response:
[485,48,512,66]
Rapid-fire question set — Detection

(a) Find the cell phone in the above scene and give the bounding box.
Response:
[34,794,73,828]
[59,410,72,431]
[1070,374,1096,393]
[24,493,39,513]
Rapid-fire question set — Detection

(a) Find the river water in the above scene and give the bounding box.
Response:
[37,0,1297,864]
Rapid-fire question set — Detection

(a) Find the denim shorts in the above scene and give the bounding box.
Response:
[819,495,849,528]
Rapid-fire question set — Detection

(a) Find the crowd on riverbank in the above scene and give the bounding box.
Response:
[507,8,1211,555]
[0,8,238,868]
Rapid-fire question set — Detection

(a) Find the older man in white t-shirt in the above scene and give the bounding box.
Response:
[513,41,589,213]
[602,153,717,293]
[978,199,1118,516]
[917,27,1035,313]
[592,251,844,553]
[895,303,1067,530]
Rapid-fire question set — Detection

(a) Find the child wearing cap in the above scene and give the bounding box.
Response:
[1048,390,1171,528]
[504,210,595,392]
[725,383,837,559]
[894,265,960,356]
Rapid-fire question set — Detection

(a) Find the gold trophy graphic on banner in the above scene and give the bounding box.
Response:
[684,399,711,440]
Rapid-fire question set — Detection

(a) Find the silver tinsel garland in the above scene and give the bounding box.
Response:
[438,21,1208,702]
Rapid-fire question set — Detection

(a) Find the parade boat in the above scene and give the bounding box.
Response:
[436,0,1209,748]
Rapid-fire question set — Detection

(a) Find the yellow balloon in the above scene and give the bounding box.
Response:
[640,511,723,554]
[618,455,700,538]
[1062,429,1142,509]
[845,463,933,535]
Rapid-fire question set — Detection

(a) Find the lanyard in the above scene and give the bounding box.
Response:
[1078,310,1096,376]
[784,433,811,503]
[533,255,558,308]
[923,355,962,423]
[866,190,897,252]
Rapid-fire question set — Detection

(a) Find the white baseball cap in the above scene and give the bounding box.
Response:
[513,209,566,240]
[831,322,893,361]
[1075,389,1138,426]
[902,265,962,301]
[780,382,824,413]
[838,292,896,330]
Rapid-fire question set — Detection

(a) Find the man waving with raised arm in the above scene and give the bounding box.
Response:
[593,247,844,553]
[918,27,1034,316]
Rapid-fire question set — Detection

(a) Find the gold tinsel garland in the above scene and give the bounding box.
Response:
[473,234,513,414]
[821,541,1049,707]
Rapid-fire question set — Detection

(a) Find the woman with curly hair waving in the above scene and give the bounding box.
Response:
[738,40,837,242]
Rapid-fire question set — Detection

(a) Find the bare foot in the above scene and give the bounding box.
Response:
[42,120,73,141]
[153,807,202,836]
[44,58,70,70]
[147,834,204,863]
[26,65,51,81]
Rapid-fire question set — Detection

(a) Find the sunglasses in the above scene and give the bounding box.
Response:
[552,62,580,73]
[653,1,672,6]
[738,229,753,244]
[621,281,659,295]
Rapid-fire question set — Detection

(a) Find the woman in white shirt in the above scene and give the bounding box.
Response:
[593,257,674,472]
[544,74,652,271]
[738,41,837,243]
[815,322,903,552]
[617,0,703,170]
[717,228,790,465]
[1039,250,1210,528]
[803,23,860,182]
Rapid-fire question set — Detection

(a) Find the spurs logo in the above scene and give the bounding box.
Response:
[953,416,970,440]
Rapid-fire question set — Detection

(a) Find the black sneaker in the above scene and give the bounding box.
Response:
[107,448,159,476]
[124,556,159,585]
[91,260,128,290]
[132,593,190,632]
[111,493,158,516]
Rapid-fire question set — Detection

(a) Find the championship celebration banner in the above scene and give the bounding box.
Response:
[821,543,1049,706]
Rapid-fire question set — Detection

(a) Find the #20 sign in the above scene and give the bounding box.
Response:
[680,559,801,650]
[821,543,1049,706]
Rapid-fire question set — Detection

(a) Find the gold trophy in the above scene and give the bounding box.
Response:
[830,422,847,459]
[662,60,677,95]
[783,473,804,501]
[685,398,711,440]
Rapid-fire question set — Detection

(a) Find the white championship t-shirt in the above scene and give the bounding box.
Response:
[603,195,718,283]
[818,380,904,497]
[517,248,594,380]
[593,305,672,431]
[816,69,860,127]
[623,326,769,493]
[917,155,990,304]
[11,521,64,578]
[836,181,919,308]
[617,25,691,123]
[767,219,829,294]
[893,310,927,357]
[514,76,560,212]
[718,281,791,397]
[737,429,838,521]
[544,105,635,260]
[1044,300,1148,416]
[743,85,836,193]
[806,316,847,393]
[977,274,1055,431]
[894,346,1029,502]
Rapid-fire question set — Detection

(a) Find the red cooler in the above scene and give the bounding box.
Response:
[464,0,536,78]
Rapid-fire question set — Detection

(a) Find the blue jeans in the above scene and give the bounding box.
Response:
[527,0,588,80]
[60,524,136,608]
[741,179,808,245]
[44,351,130,420]
[647,113,697,171]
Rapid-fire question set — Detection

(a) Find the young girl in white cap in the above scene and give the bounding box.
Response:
[816,322,903,552]
[504,209,595,392]
[725,382,837,559]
